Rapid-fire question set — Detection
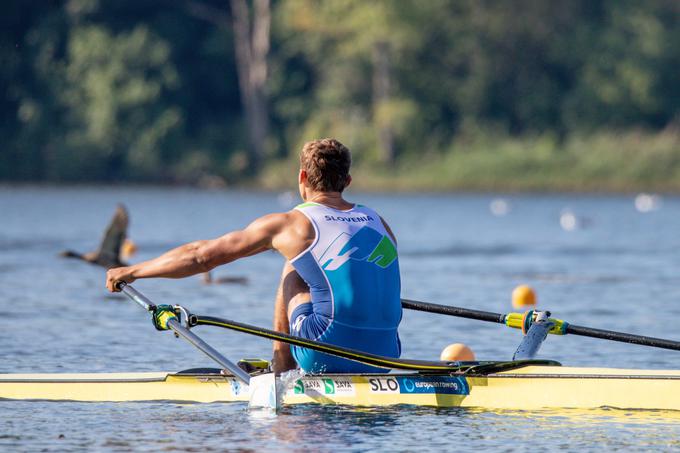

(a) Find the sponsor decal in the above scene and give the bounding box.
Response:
[293,378,356,396]
[396,376,468,395]
[368,376,469,395]
[368,377,400,393]
[323,378,335,394]
[329,378,355,395]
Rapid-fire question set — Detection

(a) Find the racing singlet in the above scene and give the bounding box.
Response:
[289,202,402,373]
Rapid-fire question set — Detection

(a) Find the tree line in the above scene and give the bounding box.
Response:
[1,0,678,186]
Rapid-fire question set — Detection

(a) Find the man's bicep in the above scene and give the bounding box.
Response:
[200,214,287,266]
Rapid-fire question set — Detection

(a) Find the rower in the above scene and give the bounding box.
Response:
[60,203,130,269]
[106,138,402,374]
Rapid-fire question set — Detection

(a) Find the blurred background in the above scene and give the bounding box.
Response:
[2,0,679,191]
[3,3,680,448]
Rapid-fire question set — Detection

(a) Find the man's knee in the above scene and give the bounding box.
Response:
[287,291,311,319]
[281,266,309,301]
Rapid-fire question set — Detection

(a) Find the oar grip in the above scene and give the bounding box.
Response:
[114,281,127,291]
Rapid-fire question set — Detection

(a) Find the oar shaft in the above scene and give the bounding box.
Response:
[195,315,462,371]
[401,299,505,324]
[566,324,680,352]
[166,318,251,384]
[120,284,156,312]
[117,283,250,385]
[402,298,680,352]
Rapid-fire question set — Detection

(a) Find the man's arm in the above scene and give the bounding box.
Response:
[106,212,289,291]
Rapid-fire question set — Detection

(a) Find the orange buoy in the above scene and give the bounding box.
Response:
[512,284,536,310]
[121,239,138,260]
[439,343,476,361]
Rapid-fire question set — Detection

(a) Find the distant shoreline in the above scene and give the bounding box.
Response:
[1,181,677,195]
[3,129,679,195]
[260,130,680,194]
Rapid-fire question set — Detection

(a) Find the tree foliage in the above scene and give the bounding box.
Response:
[1,0,678,184]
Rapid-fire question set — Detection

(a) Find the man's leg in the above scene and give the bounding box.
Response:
[272,260,310,373]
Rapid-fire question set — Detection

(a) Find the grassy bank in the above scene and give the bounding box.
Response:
[260,129,680,192]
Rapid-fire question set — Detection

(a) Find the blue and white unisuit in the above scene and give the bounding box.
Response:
[289,202,402,373]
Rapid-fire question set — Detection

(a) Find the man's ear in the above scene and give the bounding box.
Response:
[299,169,307,184]
[345,174,352,188]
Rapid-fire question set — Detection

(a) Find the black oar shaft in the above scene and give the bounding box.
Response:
[566,324,680,352]
[401,299,505,324]
[402,298,680,352]
[195,315,459,371]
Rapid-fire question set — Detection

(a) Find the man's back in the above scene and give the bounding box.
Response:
[288,202,402,372]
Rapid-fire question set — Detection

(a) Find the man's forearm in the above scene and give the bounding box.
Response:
[107,213,286,292]
[130,241,212,280]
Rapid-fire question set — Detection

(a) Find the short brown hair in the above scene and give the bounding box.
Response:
[300,138,351,192]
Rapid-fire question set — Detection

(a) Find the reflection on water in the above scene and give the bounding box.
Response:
[250,405,680,450]
[4,401,680,451]
[2,188,680,450]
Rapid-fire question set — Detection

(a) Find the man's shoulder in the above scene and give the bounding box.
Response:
[272,208,313,231]
[267,208,314,259]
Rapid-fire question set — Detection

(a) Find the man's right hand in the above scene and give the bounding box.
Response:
[106,266,137,292]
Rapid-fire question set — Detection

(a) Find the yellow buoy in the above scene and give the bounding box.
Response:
[512,284,536,310]
[440,343,476,361]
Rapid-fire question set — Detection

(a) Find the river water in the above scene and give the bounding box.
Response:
[1,187,680,451]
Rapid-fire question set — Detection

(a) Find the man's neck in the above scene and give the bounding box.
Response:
[305,191,353,210]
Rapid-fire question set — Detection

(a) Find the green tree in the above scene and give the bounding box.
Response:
[562,1,680,130]
[276,0,423,165]
[57,24,182,180]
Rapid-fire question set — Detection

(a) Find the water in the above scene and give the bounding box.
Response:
[2,187,680,451]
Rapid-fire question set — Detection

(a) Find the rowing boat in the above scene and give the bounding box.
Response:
[3,365,680,410]
[4,284,680,411]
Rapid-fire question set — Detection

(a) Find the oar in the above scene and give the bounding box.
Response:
[116,284,558,373]
[116,283,251,384]
[192,314,558,372]
[195,315,462,371]
[402,298,680,352]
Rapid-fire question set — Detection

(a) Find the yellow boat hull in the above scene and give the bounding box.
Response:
[3,366,680,410]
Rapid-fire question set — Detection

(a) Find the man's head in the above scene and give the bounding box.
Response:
[299,138,352,195]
